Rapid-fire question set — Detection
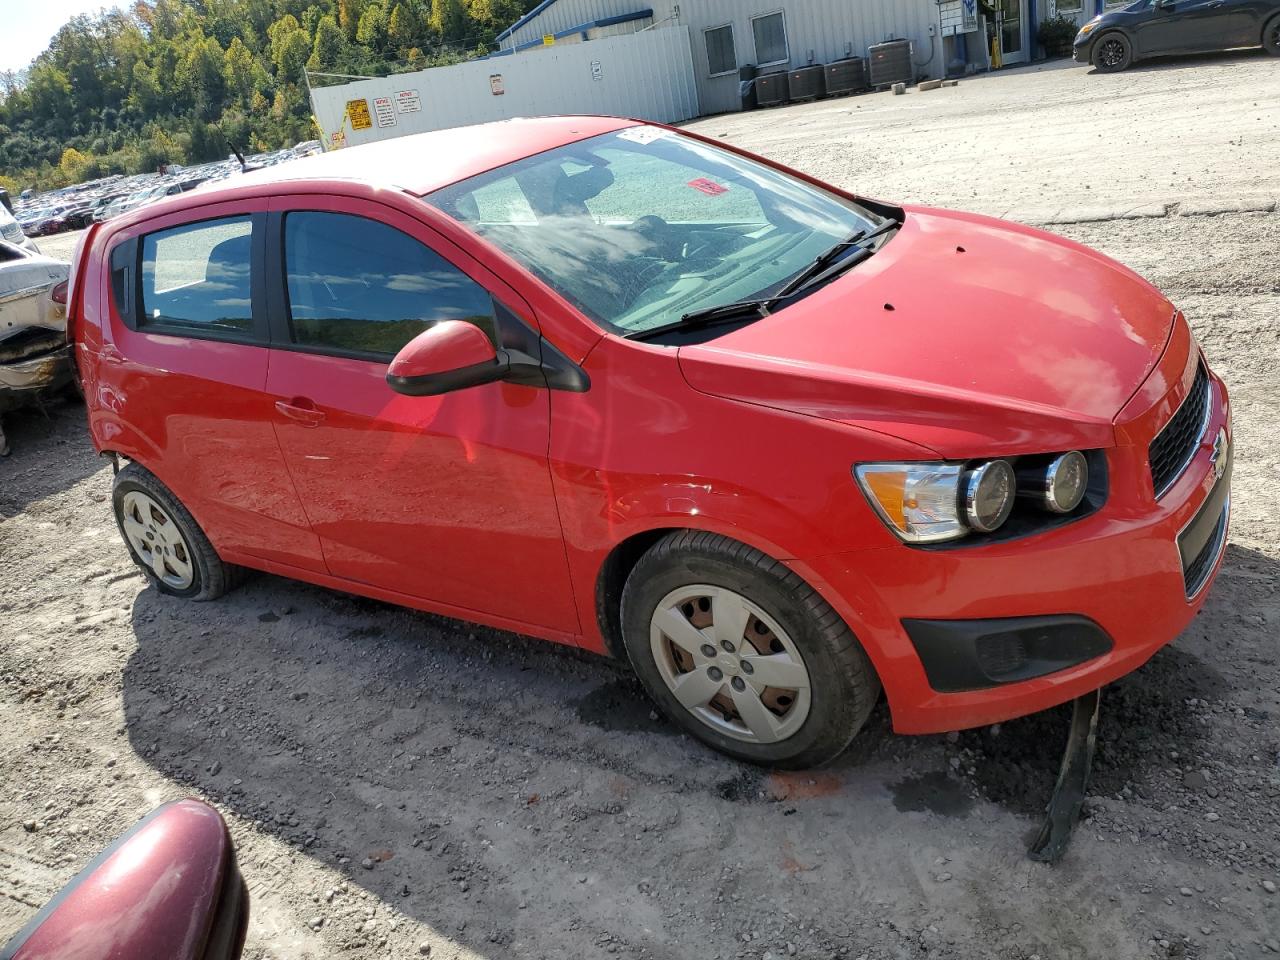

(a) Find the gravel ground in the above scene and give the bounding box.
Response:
[4,55,1280,960]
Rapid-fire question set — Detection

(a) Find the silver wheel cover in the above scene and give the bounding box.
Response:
[119,490,196,590]
[649,584,812,744]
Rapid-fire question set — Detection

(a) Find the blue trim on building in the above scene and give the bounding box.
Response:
[496,0,564,42]
[497,9,654,52]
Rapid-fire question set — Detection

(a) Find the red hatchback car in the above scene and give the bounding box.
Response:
[68,116,1231,768]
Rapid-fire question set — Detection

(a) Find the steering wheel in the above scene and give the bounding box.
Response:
[629,215,684,262]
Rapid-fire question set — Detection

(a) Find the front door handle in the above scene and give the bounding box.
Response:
[274,397,325,427]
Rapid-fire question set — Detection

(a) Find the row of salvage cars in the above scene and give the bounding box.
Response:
[0,238,72,456]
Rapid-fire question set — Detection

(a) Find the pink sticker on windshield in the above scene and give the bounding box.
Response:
[687,178,728,196]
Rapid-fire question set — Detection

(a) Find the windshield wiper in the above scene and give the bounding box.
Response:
[623,298,774,342]
[774,216,900,300]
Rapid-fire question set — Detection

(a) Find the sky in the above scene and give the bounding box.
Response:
[1,0,129,73]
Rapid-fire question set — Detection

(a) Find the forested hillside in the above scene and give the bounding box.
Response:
[0,0,538,192]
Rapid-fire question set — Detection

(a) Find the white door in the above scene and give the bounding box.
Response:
[996,0,1029,64]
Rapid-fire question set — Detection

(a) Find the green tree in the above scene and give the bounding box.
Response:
[176,35,227,121]
[389,3,421,51]
[356,3,387,49]
[338,0,367,39]
[428,0,466,41]
[307,14,346,71]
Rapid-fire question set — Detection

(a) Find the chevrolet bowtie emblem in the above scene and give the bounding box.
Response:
[1209,428,1229,481]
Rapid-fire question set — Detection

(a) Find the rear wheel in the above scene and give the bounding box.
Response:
[112,462,242,600]
[1264,15,1280,55]
[1092,33,1132,72]
[620,531,880,768]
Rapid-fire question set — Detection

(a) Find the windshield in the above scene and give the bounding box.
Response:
[427,128,886,337]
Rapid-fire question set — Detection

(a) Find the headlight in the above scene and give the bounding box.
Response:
[963,460,1016,532]
[1018,451,1089,514]
[854,460,1014,544]
[1078,19,1100,37]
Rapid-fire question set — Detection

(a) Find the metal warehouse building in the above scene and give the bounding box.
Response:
[495,0,959,116]
[309,0,1125,149]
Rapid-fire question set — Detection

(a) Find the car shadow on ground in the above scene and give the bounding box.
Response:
[1085,47,1271,75]
[116,541,1272,954]
[0,397,102,518]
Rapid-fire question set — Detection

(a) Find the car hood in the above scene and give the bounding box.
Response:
[677,207,1175,458]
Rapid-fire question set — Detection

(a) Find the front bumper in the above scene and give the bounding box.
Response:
[1073,36,1095,62]
[795,365,1232,735]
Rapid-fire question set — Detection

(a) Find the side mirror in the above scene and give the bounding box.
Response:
[1,799,247,960]
[386,319,511,397]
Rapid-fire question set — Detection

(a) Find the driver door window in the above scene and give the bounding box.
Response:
[282,211,497,358]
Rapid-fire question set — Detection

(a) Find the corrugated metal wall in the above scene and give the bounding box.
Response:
[685,0,950,114]
[500,0,951,116]
[309,26,699,149]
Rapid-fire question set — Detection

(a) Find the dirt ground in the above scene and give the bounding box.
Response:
[4,56,1280,960]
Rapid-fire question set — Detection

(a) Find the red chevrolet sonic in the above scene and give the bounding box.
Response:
[68,116,1232,768]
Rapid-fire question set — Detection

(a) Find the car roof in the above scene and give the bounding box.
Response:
[106,116,643,232]
[236,115,638,197]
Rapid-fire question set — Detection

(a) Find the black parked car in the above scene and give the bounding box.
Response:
[1075,0,1280,71]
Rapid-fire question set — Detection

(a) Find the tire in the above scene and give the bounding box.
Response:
[112,462,243,601]
[1092,33,1133,72]
[1264,15,1280,56]
[619,531,880,769]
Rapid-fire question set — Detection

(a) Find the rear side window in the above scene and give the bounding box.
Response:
[140,217,253,334]
[283,212,496,358]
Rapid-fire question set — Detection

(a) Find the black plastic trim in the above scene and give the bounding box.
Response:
[201,847,249,960]
[902,614,1114,694]
[387,352,514,396]
[108,237,136,322]
[1178,450,1231,598]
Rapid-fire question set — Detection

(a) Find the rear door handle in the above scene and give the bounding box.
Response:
[274,397,325,427]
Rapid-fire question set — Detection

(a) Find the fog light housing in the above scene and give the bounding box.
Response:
[963,460,1015,532]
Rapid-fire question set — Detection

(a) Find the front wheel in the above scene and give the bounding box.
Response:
[1092,33,1132,72]
[1264,15,1280,56]
[620,531,880,768]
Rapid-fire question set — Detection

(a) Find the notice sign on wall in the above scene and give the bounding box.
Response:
[590,60,603,81]
[373,96,396,127]
[395,89,421,113]
[542,34,554,45]
[490,74,505,96]
[346,99,372,130]
[330,130,346,149]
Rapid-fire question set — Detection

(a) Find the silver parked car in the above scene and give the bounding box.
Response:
[0,239,72,455]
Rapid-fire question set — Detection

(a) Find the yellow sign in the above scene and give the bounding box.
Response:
[542,34,555,46]
[346,99,373,130]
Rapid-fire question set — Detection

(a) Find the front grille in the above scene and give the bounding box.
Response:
[1,220,24,244]
[1149,362,1210,498]
[1183,497,1228,598]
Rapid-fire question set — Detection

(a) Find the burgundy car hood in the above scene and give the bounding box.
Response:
[678,207,1176,458]
[2,799,247,960]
